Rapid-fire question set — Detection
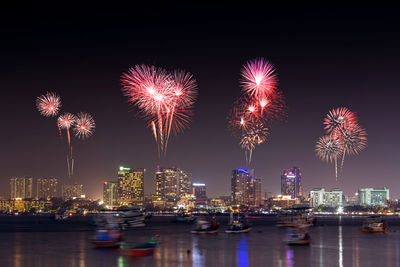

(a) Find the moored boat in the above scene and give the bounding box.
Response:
[191,216,219,234]
[285,227,311,245]
[121,237,158,256]
[225,212,252,233]
[91,228,124,248]
[361,216,387,233]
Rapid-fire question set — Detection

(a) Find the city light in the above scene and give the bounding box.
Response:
[193,183,205,187]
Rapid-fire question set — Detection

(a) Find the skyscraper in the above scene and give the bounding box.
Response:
[103,181,119,207]
[231,169,250,206]
[10,176,33,199]
[118,166,144,206]
[281,167,302,199]
[247,178,262,207]
[62,183,83,200]
[153,166,192,204]
[193,183,207,205]
[37,178,57,200]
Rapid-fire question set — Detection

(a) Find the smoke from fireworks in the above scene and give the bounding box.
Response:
[316,107,367,180]
[121,64,198,156]
[36,92,61,117]
[228,58,287,165]
[74,112,96,139]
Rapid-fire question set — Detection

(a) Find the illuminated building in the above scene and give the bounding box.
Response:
[231,169,249,206]
[310,188,343,208]
[358,188,389,207]
[153,166,192,205]
[270,195,297,208]
[281,167,302,199]
[192,183,207,206]
[103,181,119,207]
[247,178,262,207]
[118,166,144,206]
[37,178,57,200]
[177,193,196,211]
[10,176,33,199]
[62,183,83,200]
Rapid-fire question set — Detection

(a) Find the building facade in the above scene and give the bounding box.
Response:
[118,167,144,206]
[103,181,119,207]
[310,188,343,208]
[231,169,250,206]
[62,183,83,200]
[281,167,302,199]
[37,178,58,200]
[193,183,207,206]
[247,178,262,207]
[358,188,389,207]
[10,176,33,199]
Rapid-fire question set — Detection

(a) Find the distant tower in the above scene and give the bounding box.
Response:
[247,178,262,207]
[118,166,144,206]
[103,181,119,207]
[281,167,302,199]
[10,176,33,199]
[192,183,207,205]
[37,177,58,200]
[231,169,249,206]
[61,183,83,200]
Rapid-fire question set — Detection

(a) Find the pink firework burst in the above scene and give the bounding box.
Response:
[36,92,61,117]
[73,112,96,139]
[57,113,76,129]
[240,58,278,99]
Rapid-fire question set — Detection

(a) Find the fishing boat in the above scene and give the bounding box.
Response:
[225,213,252,233]
[120,237,158,256]
[191,216,219,234]
[276,207,315,228]
[91,228,124,248]
[285,227,311,245]
[361,216,387,233]
[172,212,196,223]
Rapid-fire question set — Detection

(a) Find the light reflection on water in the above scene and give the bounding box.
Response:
[1,216,400,266]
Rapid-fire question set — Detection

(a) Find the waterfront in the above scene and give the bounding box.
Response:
[0,215,400,266]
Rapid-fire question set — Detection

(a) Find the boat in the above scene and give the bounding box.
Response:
[172,212,196,223]
[92,207,146,228]
[225,213,252,233]
[120,237,158,256]
[361,216,387,233]
[276,207,315,228]
[191,216,219,234]
[285,227,311,245]
[91,228,124,248]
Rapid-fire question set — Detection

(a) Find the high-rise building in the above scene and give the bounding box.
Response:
[103,181,119,207]
[37,178,57,200]
[281,167,302,199]
[358,188,389,207]
[118,166,144,206]
[153,166,192,204]
[231,169,249,206]
[193,183,207,205]
[310,188,343,208]
[62,183,83,200]
[10,177,33,199]
[247,178,262,207]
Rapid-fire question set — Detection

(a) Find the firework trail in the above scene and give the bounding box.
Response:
[121,64,198,156]
[315,135,342,180]
[58,113,76,177]
[316,107,367,179]
[36,92,62,117]
[73,112,96,139]
[228,58,286,165]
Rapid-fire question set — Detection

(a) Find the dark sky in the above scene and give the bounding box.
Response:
[1,8,400,200]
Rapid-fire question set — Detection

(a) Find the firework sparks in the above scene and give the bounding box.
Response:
[315,135,342,180]
[73,112,96,139]
[323,107,357,134]
[36,92,61,117]
[240,121,269,165]
[240,58,278,99]
[121,64,198,156]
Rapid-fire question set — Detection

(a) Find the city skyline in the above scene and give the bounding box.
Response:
[1,8,400,199]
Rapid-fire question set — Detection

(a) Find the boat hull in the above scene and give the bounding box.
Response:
[286,239,311,245]
[122,248,155,256]
[361,228,387,233]
[225,227,252,234]
[92,240,121,248]
[191,229,219,234]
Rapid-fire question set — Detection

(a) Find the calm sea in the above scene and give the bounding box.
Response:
[0,215,399,267]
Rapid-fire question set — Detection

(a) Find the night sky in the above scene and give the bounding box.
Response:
[1,8,400,200]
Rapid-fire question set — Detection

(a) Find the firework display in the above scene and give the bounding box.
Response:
[36,93,95,177]
[228,58,287,165]
[36,92,61,117]
[121,64,198,156]
[316,107,367,180]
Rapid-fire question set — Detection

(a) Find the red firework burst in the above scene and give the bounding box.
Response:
[323,107,357,134]
[73,112,96,139]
